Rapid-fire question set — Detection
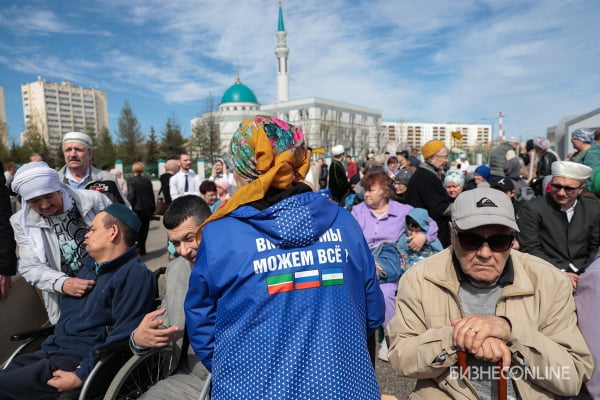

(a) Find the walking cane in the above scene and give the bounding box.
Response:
[457,350,507,400]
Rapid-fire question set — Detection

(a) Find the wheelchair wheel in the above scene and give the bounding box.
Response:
[103,347,175,400]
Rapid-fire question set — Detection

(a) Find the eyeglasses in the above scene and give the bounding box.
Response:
[550,183,582,195]
[435,154,449,160]
[455,230,514,252]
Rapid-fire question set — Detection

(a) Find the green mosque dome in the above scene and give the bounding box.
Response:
[220,76,258,104]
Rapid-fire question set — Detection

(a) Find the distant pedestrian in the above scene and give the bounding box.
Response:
[328,145,349,204]
[158,159,178,208]
[127,162,155,256]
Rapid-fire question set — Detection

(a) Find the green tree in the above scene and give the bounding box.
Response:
[116,101,145,164]
[190,94,221,163]
[0,120,9,161]
[159,113,186,159]
[22,120,49,165]
[94,126,117,169]
[145,126,161,164]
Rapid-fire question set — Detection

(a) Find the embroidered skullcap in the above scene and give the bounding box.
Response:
[103,203,141,234]
[474,165,491,181]
[571,128,594,144]
[331,144,345,157]
[533,136,549,151]
[201,115,309,229]
[459,153,466,159]
[11,161,62,200]
[444,170,465,187]
[62,131,93,148]
[551,160,592,181]
[422,140,445,160]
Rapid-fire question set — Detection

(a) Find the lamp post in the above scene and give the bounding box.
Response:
[481,117,498,144]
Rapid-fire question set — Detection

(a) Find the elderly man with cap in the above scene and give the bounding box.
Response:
[10,162,111,323]
[0,203,156,399]
[328,144,349,204]
[387,187,593,399]
[517,160,600,289]
[405,140,452,246]
[58,131,129,205]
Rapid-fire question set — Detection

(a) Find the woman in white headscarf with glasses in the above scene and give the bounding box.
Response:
[10,162,111,323]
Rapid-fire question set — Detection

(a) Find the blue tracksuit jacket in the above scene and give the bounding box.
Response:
[185,191,384,399]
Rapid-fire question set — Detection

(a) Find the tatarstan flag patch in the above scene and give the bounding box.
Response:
[267,273,293,295]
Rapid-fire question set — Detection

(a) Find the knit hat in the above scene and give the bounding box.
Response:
[421,140,445,160]
[62,131,93,148]
[551,160,592,181]
[394,169,413,185]
[474,165,491,181]
[331,145,345,157]
[452,188,519,231]
[571,128,594,144]
[444,170,465,187]
[11,161,62,200]
[103,203,141,234]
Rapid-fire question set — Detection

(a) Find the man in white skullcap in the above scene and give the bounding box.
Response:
[328,144,348,204]
[10,162,111,323]
[57,131,129,205]
[517,160,600,289]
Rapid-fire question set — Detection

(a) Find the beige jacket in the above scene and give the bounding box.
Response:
[388,248,593,399]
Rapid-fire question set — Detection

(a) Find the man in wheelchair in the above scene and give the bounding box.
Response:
[129,195,210,399]
[0,204,156,399]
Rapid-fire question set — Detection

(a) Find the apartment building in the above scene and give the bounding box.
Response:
[21,78,108,156]
[380,121,492,154]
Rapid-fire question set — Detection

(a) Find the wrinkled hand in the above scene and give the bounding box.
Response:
[132,308,180,348]
[47,370,83,392]
[473,337,512,368]
[407,232,426,252]
[565,272,579,290]
[0,275,12,300]
[62,278,95,297]
[451,314,511,355]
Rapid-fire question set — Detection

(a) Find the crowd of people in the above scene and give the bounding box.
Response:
[1,122,600,399]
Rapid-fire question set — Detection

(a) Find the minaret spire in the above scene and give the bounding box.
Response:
[275,1,289,102]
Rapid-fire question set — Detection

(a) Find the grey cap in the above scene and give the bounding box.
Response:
[451,188,519,231]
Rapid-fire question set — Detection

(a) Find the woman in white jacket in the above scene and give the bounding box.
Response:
[10,162,111,323]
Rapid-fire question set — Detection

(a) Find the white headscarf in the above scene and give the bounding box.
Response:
[12,162,74,263]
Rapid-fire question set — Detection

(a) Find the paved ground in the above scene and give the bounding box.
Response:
[141,217,417,399]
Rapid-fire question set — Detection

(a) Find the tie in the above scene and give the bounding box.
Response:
[184,175,189,192]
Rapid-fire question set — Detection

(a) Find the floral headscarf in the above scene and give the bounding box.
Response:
[200,115,310,228]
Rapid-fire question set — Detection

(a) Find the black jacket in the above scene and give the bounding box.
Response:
[127,175,156,215]
[0,161,17,276]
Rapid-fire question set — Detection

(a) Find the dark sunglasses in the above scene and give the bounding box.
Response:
[550,183,582,195]
[455,231,514,252]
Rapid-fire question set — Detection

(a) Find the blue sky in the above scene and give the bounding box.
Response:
[1,0,599,145]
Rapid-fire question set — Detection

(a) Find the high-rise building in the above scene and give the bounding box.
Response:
[21,78,108,157]
[0,85,7,147]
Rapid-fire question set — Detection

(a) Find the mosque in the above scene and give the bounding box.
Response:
[190,4,382,160]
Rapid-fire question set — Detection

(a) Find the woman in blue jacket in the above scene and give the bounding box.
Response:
[185,115,385,400]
